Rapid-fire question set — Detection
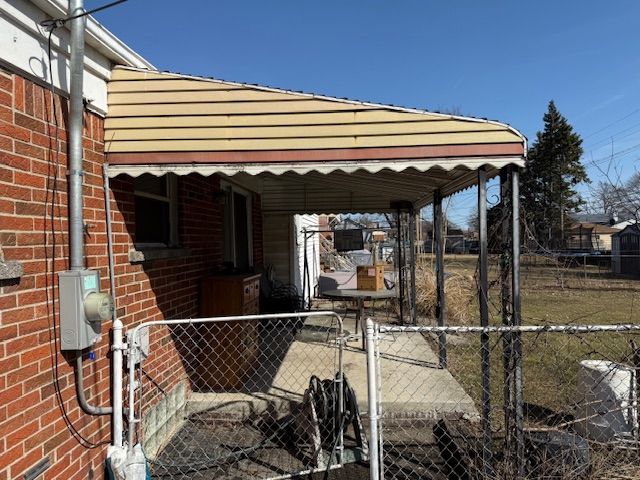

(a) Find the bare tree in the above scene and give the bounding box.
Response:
[588,172,640,222]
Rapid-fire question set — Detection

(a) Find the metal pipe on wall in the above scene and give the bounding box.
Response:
[69,0,112,419]
[68,0,86,271]
[75,353,111,415]
[104,164,123,447]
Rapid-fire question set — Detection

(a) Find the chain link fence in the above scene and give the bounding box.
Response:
[126,312,364,480]
[368,323,640,480]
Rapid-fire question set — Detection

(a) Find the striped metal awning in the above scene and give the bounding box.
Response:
[105,67,526,213]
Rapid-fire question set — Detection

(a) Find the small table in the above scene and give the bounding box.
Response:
[322,288,397,349]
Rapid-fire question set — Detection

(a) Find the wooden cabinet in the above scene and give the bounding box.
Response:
[200,273,260,316]
[196,274,261,391]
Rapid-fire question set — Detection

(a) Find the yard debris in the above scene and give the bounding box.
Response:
[415,263,476,325]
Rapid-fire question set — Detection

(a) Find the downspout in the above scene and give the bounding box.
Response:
[68,0,112,417]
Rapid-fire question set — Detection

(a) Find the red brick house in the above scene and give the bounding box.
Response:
[0,2,527,479]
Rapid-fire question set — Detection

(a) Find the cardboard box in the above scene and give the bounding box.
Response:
[357,264,385,291]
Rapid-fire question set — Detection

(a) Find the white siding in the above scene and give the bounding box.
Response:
[294,215,320,304]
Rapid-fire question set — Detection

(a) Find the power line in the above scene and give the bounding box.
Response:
[40,0,128,29]
[583,121,640,153]
[582,108,640,141]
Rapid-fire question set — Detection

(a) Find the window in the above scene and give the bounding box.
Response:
[134,173,178,246]
[221,182,253,270]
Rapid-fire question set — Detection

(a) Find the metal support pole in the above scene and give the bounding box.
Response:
[511,167,525,477]
[499,168,513,453]
[303,227,308,308]
[408,206,417,324]
[434,190,447,368]
[396,210,404,323]
[365,317,380,480]
[68,0,86,271]
[337,319,345,466]
[478,167,493,473]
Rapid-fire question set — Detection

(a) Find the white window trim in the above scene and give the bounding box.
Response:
[134,173,179,248]
[221,180,254,268]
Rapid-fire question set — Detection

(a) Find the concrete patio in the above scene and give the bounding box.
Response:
[146,311,478,479]
[185,312,478,420]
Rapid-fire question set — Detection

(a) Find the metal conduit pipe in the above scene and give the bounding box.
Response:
[68,0,86,271]
[76,353,112,415]
[104,164,123,446]
[68,0,112,418]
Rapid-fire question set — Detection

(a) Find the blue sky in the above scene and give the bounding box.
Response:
[94,0,640,226]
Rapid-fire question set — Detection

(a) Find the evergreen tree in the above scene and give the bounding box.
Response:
[521,101,588,250]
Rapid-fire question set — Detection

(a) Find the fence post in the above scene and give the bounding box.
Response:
[366,317,380,480]
[434,189,447,368]
[337,315,345,466]
[511,167,525,478]
[499,167,514,466]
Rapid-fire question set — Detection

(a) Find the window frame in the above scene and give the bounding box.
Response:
[133,173,179,248]
[221,180,254,268]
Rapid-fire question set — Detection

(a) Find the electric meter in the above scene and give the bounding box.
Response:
[59,270,114,350]
[84,292,115,323]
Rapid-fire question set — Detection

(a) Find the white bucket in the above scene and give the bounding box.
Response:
[574,360,637,442]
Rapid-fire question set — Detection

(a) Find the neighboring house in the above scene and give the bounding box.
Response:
[613,219,637,230]
[612,224,640,275]
[565,222,620,253]
[423,228,469,254]
[572,213,616,225]
[0,3,526,479]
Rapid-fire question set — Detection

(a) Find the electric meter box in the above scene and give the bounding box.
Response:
[59,270,114,350]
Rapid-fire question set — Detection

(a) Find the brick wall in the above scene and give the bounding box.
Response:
[0,66,264,479]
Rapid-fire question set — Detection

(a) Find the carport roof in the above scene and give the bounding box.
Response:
[105,67,526,213]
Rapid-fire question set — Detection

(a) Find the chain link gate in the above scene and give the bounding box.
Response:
[366,320,640,480]
[125,311,362,479]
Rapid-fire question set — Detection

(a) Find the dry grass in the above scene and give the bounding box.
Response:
[415,254,640,478]
[415,262,476,325]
